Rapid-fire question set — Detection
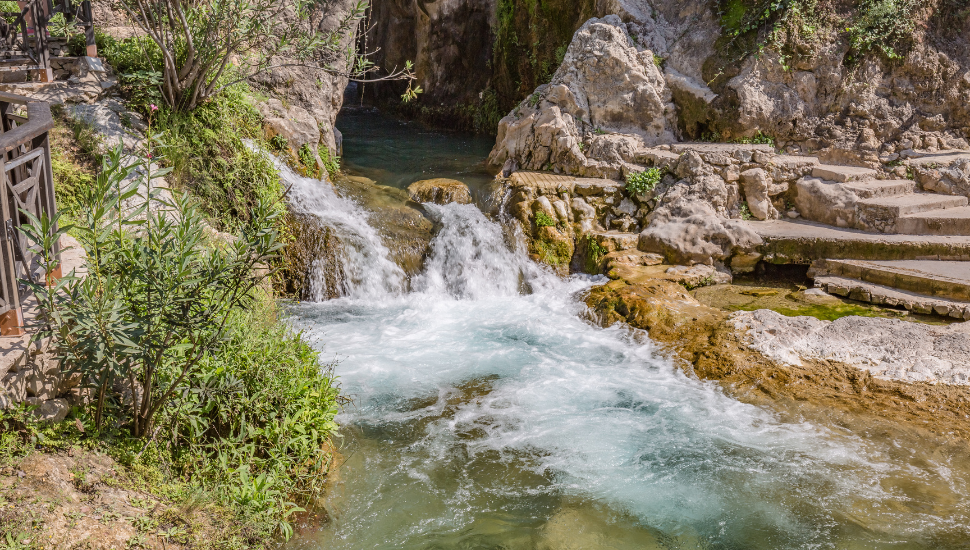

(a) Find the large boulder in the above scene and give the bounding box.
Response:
[639,200,762,266]
[488,15,678,179]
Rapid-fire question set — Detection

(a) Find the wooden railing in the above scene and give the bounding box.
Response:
[0,91,57,336]
[0,0,97,85]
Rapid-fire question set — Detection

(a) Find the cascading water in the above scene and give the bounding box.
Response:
[283,198,970,549]
[276,156,405,300]
[276,110,970,548]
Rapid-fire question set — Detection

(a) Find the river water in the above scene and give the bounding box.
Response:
[282,110,970,549]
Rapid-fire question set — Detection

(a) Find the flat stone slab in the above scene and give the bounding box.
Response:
[812,164,878,182]
[509,171,576,194]
[816,275,970,320]
[905,150,970,166]
[573,177,624,197]
[857,193,969,216]
[669,142,774,153]
[770,155,820,168]
[748,220,970,262]
[588,230,639,252]
[817,259,970,302]
[733,308,970,385]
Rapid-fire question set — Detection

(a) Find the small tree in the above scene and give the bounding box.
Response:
[116,0,419,111]
[22,142,283,437]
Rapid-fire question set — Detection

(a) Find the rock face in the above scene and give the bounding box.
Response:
[499,143,826,271]
[407,178,473,205]
[478,1,970,174]
[366,0,497,115]
[488,15,677,179]
[248,0,361,156]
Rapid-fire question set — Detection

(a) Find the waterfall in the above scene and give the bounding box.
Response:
[414,202,561,300]
[273,157,406,301]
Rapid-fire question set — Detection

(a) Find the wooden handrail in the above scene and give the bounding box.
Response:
[0,99,52,154]
[0,90,59,336]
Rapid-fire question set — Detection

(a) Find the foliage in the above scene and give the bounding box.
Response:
[47,12,82,39]
[49,105,102,223]
[152,84,285,232]
[718,0,925,66]
[69,33,165,113]
[734,131,776,146]
[739,202,753,220]
[846,0,920,60]
[473,87,503,134]
[534,211,557,228]
[115,0,416,111]
[160,302,340,539]
[0,300,339,542]
[319,147,341,179]
[626,168,664,195]
[492,0,595,119]
[22,141,283,439]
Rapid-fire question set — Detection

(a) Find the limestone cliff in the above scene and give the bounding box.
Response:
[364,0,970,159]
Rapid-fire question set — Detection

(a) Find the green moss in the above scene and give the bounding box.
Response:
[583,234,608,273]
[534,211,556,227]
[729,301,883,321]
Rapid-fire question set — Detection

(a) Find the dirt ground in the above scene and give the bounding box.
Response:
[0,447,256,550]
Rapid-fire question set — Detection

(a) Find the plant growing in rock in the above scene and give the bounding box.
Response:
[626,168,664,195]
[584,234,609,273]
[116,0,419,110]
[739,202,753,220]
[534,211,557,228]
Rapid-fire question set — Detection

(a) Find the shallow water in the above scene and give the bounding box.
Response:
[282,114,970,549]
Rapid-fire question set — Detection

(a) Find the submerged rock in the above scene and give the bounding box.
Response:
[407,178,473,205]
[334,175,435,277]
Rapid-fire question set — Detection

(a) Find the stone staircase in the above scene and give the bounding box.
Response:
[755,149,970,317]
[795,161,970,236]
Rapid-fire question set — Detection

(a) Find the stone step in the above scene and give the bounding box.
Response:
[857,193,969,217]
[815,259,970,302]
[898,206,970,236]
[747,219,970,263]
[815,274,970,319]
[811,164,878,182]
[842,179,915,199]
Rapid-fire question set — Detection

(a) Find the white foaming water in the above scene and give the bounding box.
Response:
[285,203,970,549]
[276,157,405,300]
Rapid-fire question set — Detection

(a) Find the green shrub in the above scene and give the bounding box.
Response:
[23,142,284,439]
[734,131,775,146]
[319,147,341,179]
[69,33,164,113]
[19,142,336,539]
[151,84,284,232]
[534,211,557,227]
[847,0,919,59]
[162,300,339,539]
[626,167,664,195]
